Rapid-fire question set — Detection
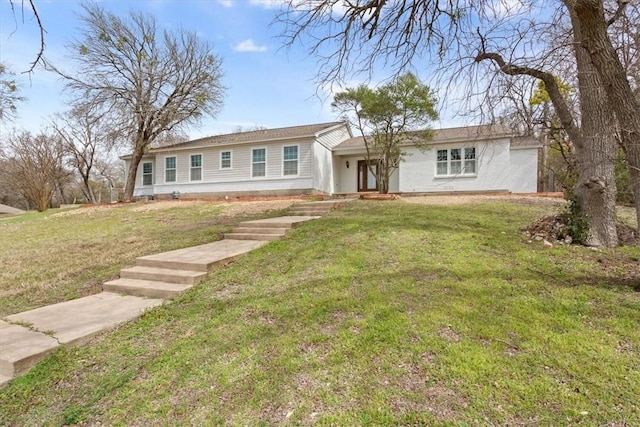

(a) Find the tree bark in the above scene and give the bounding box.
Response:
[568,7,619,247]
[476,50,618,246]
[568,0,640,229]
[123,141,145,202]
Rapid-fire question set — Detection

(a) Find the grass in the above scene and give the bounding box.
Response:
[0,200,291,316]
[1,199,639,425]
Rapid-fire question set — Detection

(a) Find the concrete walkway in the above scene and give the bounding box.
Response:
[0,201,344,387]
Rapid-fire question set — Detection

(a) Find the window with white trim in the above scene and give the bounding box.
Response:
[165,156,176,182]
[190,154,202,181]
[252,148,266,177]
[283,145,298,176]
[142,162,153,186]
[464,147,476,174]
[436,147,477,176]
[220,151,232,169]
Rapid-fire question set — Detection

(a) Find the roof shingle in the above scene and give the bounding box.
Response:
[334,124,514,149]
[152,121,346,152]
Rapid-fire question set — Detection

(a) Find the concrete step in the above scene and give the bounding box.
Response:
[0,320,59,380]
[6,293,164,347]
[0,373,12,388]
[120,266,207,285]
[231,227,289,235]
[223,233,282,241]
[238,216,320,229]
[289,208,332,215]
[103,278,192,299]
[136,240,267,272]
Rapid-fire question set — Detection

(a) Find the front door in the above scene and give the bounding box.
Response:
[357,160,378,192]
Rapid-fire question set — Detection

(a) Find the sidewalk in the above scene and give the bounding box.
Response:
[1,201,344,387]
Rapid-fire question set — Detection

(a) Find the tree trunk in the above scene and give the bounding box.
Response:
[569,7,619,247]
[569,0,640,229]
[123,144,145,202]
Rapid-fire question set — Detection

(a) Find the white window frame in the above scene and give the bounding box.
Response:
[435,147,477,177]
[190,153,203,182]
[464,147,477,175]
[142,161,153,186]
[165,156,177,183]
[282,144,299,177]
[252,147,267,178]
[220,150,232,170]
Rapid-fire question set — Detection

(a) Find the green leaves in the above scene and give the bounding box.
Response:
[332,73,439,192]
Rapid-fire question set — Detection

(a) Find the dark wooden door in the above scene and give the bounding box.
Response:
[357,160,378,192]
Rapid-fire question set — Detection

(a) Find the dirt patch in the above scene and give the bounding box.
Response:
[48,199,295,218]
[402,193,566,207]
[130,200,205,212]
[218,200,295,217]
[523,214,639,246]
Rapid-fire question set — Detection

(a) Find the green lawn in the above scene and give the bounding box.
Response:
[1,199,639,426]
[0,200,291,316]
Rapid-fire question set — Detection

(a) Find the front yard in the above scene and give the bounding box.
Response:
[1,198,639,425]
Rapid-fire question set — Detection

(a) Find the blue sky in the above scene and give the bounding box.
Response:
[0,0,458,140]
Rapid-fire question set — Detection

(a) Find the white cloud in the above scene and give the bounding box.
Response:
[217,0,233,7]
[248,0,280,9]
[233,39,268,52]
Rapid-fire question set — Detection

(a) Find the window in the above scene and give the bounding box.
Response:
[436,150,448,176]
[283,145,298,176]
[252,148,266,178]
[190,154,202,181]
[142,162,153,186]
[165,157,176,182]
[450,149,462,174]
[220,151,232,169]
[464,147,476,174]
[436,147,476,176]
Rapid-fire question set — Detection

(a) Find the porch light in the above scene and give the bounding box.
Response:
[346,161,350,168]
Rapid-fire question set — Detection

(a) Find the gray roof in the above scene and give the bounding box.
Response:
[151,121,346,152]
[334,124,514,149]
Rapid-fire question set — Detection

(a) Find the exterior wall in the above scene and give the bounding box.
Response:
[312,143,334,194]
[508,148,539,193]
[313,125,354,194]
[131,158,155,197]
[399,139,512,193]
[154,177,315,197]
[148,138,314,196]
[317,125,351,149]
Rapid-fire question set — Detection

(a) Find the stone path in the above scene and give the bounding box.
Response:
[0,200,343,387]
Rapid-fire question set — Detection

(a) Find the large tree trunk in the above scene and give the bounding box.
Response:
[123,144,145,203]
[569,7,619,247]
[569,0,640,229]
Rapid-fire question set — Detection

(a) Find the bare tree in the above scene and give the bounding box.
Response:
[0,62,26,122]
[475,20,619,247]
[565,0,640,229]
[7,0,45,73]
[279,0,638,246]
[49,4,225,201]
[0,129,67,211]
[52,105,119,204]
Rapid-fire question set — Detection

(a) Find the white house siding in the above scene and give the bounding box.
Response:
[399,139,512,193]
[130,158,155,197]
[312,143,335,194]
[508,147,539,193]
[149,139,314,196]
[317,125,351,149]
[153,177,314,197]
